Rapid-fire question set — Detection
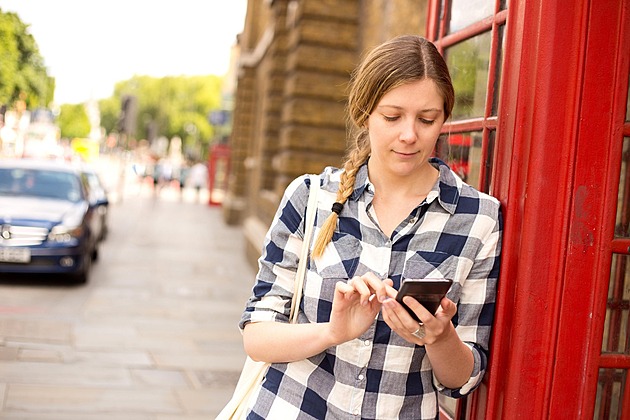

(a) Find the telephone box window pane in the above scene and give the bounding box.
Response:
[484,130,496,194]
[449,0,494,33]
[446,32,492,120]
[491,25,506,116]
[602,254,630,354]
[500,0,509,10]
[436,131,483,188]
[615,137,629,238]
[438,394,456,417]
[594,368,626,420]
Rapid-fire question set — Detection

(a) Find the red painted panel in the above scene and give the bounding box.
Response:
[483,0,590,418]
[551,1,628,418]
[553,0,630,417]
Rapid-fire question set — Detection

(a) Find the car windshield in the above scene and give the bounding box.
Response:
[0,168,83,202]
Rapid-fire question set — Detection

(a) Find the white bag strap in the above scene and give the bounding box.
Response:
[289,174,320,323]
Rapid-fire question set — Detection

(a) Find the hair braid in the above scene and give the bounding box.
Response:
[312,133,370,258]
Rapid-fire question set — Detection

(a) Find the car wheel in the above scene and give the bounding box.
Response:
[71,253,91,284]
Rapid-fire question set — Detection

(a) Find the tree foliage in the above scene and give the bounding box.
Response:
[1,9,225,161]
[99,74,224,157]
[58,103,90,139]
[0,9,53,108]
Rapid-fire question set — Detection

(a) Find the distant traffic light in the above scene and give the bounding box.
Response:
[117,95,137,135]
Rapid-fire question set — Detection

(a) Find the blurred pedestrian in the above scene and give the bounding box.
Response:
[187,161,208,200]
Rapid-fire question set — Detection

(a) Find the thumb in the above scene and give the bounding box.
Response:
[439,297,457,319]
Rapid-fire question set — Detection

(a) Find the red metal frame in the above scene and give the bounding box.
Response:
[488,1,589,416]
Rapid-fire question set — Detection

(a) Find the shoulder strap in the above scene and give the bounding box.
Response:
[289,174,320,323]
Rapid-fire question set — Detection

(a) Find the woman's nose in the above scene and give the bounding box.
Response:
[399,120,418,143]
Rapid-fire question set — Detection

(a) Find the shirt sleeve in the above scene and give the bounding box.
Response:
[435,201,503,398]
[238,174,312,330]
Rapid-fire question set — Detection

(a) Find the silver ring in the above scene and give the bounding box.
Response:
[411,323,425,339]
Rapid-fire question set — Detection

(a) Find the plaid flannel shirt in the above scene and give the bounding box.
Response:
[239,158,502,420]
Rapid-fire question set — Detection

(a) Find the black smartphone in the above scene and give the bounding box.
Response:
[395,279,453,321]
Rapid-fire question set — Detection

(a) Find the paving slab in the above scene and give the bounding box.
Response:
[5,384,182,414]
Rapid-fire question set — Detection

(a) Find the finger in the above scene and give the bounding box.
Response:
[402,295,432,324]
[348,276,375,305]
[383,297,418,327]
[335,280,358,299]
[361,273,392,303]
[436,297,457,319]
[382,279,398,299]
[381,298,405,328]
[382,298,424,340]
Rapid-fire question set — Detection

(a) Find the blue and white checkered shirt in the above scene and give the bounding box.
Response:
[240,158,502,419]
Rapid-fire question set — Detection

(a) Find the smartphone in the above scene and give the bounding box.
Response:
[395,279,453,321]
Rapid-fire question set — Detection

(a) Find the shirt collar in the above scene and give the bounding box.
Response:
[349,157,461,214]
[429,157,460,214]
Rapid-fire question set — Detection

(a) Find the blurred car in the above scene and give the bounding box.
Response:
[0,159,101,283]
[78,164,109,242]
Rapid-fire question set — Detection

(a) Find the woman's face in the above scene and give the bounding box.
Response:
[366,78,445,179]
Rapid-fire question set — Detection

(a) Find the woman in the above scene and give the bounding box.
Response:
[239,35,502,419]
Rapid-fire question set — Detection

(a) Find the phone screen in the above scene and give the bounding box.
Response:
[395,279,453,321]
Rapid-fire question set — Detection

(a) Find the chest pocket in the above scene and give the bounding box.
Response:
[305,232,362,322]
[315,231,362,279]
[402,251,457,281]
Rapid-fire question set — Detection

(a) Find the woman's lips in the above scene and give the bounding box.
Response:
[394,150,418,157]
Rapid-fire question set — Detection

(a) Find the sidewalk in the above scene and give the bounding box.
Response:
[0,155,257,419]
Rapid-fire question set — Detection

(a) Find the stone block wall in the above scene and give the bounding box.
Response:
[224,0,428,268]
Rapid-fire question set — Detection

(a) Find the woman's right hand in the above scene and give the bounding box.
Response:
[327,272,395,345]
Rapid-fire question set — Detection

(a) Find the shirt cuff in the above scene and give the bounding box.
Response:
[433,342,486,398]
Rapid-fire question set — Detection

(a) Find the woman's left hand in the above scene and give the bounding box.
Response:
[383,294,475,388]
[381,295,458,345]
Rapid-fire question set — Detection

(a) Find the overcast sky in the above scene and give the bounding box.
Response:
[0,0,247,104]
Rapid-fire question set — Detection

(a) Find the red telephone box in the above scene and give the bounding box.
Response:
[207,143,231,206]
[426,0,630,418]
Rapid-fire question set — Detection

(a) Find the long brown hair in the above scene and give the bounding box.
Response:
[312,35,454,258]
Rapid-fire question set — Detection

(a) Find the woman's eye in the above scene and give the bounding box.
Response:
[383,115,399,122]
[420,118,435,125]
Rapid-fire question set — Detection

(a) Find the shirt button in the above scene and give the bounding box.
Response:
[358,374,365,380]
[363,340,371,346]
[409,218,416,224]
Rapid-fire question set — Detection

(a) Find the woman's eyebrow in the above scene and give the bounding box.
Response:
[377,104,443,113]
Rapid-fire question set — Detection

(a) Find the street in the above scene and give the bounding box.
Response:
[0,156,256,419]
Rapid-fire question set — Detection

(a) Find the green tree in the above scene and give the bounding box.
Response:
[0,9,52,109]
[99,74,224,158]
[98,96,119,135]
[58,103,90,139]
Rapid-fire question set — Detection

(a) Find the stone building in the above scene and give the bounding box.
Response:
[222,0,427,265]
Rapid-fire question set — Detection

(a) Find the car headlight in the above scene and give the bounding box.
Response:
[48,225,84,243]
